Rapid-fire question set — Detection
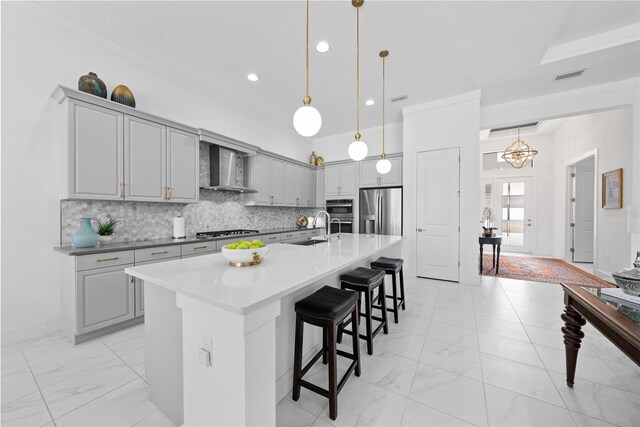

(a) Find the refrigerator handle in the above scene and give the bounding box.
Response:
[377,193,382,234]
[379,194,383,234]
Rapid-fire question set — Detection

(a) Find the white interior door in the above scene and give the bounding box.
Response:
[572,157,595,262]
[496,177,533,253]
[416,148,460,282]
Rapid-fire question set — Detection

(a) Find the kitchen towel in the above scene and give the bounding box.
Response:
[173,216,186,238]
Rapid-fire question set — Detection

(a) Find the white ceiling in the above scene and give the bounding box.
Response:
[36,1,640,138]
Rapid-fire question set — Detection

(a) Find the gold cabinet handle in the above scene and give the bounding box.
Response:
[151,251,169,256]
[193,245,208,250]
[130,275,135,284]
[97,257,119,262]
[168,187,172,200]
[119,183,125,199]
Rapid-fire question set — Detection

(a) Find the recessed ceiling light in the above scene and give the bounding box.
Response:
[365,99,375,106]
[247,73,259,82]
[315,41,330,53]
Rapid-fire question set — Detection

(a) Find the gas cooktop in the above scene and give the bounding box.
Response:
[195,229,259,239]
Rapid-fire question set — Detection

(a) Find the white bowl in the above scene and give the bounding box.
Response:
[221,245,268,266]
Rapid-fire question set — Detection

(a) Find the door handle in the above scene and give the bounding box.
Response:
[417,228,424,232]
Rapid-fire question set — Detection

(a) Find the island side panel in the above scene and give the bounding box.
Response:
[274,242,402,402]
[145,283,184,426]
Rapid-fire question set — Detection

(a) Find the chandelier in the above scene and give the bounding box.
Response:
[501,127,538,168]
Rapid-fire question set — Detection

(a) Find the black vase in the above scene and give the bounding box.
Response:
[111,85,136,108]
[78,72,107,98]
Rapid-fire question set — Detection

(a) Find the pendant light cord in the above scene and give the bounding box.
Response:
[305,0,309,101]
[382,52,385,156]
[355,5,361,140]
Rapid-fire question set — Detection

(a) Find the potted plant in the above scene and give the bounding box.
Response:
[95,218,119,244]
[481,207,498,237]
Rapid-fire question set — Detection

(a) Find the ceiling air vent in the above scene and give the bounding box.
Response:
[555,68,587,81]
[391,94,408,102]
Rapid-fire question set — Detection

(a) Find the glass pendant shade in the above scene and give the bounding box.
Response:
[501,138,538,169]
[376,157,391,174]
[348,139,368,161]
[293,105,322,137]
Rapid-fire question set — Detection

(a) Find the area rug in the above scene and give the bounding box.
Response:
[480,254,616,288]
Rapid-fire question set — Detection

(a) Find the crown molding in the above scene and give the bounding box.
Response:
[402,90,482,116]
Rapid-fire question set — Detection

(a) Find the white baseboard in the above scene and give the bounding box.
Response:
[1,317,61,345]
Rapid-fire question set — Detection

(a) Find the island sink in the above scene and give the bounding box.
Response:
[285,238,328,246]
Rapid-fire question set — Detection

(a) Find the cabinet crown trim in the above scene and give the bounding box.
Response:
[53,85,198,135]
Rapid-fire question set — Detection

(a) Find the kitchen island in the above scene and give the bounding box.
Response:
[125,233,402,426]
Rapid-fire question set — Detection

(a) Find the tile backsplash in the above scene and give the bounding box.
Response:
[60,190,318,245]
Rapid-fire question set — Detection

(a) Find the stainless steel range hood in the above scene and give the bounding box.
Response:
[202,145,257,193]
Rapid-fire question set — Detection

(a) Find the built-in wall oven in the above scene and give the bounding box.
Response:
[326,199,354,234]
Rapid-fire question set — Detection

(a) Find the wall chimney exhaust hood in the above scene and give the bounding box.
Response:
[198,129,259,193]
[203,145,257,193]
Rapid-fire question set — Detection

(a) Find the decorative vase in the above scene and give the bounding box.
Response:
[315,156,324,166]
[78,72,107,98]
[73,218,98,248]
[309,151,317,166]
[483,229,493,237]
[98,235,114,245]
[111,85,136,108]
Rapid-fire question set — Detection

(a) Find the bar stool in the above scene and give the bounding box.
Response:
[337,267,389,355]
[370,257,406,324]
[292,286,361,421]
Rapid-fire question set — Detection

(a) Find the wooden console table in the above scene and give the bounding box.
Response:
[560,283,640,388]
[478,235,502,274]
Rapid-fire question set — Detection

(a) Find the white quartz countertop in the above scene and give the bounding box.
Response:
[125,234,402,314]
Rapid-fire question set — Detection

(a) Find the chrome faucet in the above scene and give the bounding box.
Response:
[313,210,331,240]
[329,218,342,240]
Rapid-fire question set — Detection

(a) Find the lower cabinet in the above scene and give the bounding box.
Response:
[135,279,144,317]
[76,264,135,335]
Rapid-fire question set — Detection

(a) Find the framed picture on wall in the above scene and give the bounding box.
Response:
[602,168,623,209]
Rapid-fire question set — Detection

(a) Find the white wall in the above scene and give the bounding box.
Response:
[312,123,403,163]
[551,107,633,277]
[403,91,482,285]
[480,134,556,256]
[1,3,308,343]
[481,78,640,268]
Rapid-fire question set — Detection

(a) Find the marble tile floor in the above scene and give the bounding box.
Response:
[2,276,639,427]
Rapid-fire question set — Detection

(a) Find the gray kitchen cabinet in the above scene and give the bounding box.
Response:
[270,158,286,205]
[359,157,402,188]
[167,128,199,203]
[56,86,198,204]
[308,168,316,207]
[284,163,298,206]
[244,155,271,205]
[67,101,124,200]
[325,163,356,196]
[316,168,325,207]
[297,166,309,207]
[124,116,167,202]
[76,264,135,335]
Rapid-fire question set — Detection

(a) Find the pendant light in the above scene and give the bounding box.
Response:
[293,0,322,137]
[348,0,368,161]
[376,50,391,174]
[501,127,538,168]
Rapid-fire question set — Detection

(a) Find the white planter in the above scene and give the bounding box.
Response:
[98,235,114,245]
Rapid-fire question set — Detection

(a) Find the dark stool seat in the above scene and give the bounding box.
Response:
[338,268,389,355]
[293,286,361,421]
[370,257,406,324]
[370,257,403,272]
[295,286,359,320]
[340,267,386,289]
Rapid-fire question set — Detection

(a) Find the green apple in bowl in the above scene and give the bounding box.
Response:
[222,239,268,266]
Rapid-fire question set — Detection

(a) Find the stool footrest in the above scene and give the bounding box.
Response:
[301,348,325,378]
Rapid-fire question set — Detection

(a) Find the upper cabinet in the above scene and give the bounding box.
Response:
[325,163,356,196]
[166,128,199,202]
[70,102,124,200]
[55,86,199,203]
[359,157,402,188]
[243,154,317,207]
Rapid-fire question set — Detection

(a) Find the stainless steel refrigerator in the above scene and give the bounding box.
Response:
[359,187,403,236]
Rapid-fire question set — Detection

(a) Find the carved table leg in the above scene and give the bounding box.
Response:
[479,244,483,274]
[561,304,586,388]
